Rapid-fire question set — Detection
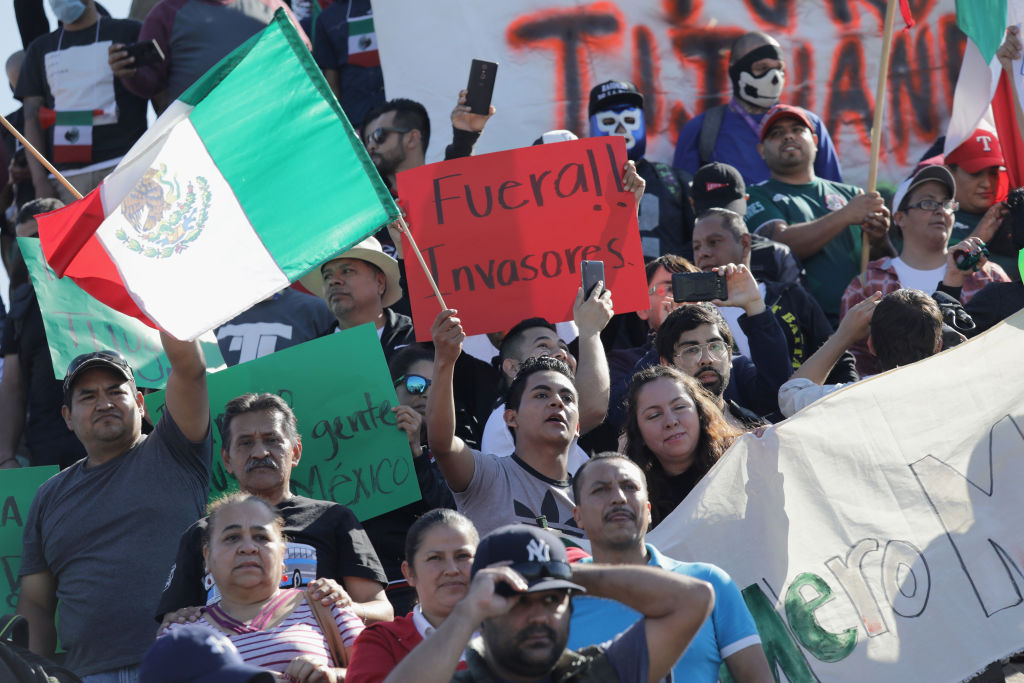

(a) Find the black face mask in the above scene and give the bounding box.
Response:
[728,44,785,109]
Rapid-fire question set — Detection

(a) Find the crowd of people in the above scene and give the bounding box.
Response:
[2,0,1023,681]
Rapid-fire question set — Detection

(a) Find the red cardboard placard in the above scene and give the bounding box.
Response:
[397,137,649,341]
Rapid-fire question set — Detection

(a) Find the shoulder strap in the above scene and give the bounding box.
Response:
[304,592,349,667]
[698,104,727,166]
[0,615,28,647]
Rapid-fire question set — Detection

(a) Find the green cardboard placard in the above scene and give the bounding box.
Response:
[1,466,58,611]
[144,324,421,521]
[18,237,227,388]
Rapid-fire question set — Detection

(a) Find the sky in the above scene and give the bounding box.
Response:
[1,0,133,311]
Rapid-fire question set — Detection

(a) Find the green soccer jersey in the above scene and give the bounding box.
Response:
[746,177,864,322]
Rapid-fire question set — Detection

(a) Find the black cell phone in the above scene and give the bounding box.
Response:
[465,59,498,115]
[124,39,165,67]
[581,260,604,298]
[672,272,727,302]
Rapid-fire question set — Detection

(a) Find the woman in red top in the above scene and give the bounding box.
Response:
[346,509,479,683]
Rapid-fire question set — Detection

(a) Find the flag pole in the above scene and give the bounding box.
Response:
[862,0,899,273]
[393,217,448,310]
[0,112,84,200]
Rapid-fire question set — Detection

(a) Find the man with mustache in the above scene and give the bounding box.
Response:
[570,453,772,683]
[156,392,393,628]
[382,523,714,683]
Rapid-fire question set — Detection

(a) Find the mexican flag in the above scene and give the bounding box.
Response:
[36,10,399,341]
[39,108,104,163]
[944,0,1024,186]
[347,15,380,67]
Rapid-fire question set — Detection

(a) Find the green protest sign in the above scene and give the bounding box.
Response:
[144,324,421,521]
[18,237,226,388]
[1,466,58,611]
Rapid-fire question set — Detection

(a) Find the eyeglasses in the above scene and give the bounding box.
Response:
[509,561,573,581]
[394,374,431,395]
[673,340,730,363]
[366,126,411,146]
[648,282,672,297]
[906,199,959,214]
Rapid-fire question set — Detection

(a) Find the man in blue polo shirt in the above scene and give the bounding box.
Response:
[570,452,773,683]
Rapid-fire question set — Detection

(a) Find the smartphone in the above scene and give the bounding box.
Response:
[465,59,498,115]
[581,260,604,298]
[124,39,165,67]
[672,272,727,302]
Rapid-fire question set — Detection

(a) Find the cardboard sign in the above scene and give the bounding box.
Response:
[18,238,226,388]
[398,136,649,340]
[144,325,420,521]
[648,311,1024,682]
[0,466,58,612]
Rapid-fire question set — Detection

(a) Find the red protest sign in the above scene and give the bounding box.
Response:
[397,137,649,341]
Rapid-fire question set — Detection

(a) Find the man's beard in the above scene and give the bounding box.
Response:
[696,367,726,398]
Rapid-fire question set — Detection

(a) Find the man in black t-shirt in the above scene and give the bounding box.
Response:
[156,392,393,625]
[15,0,147,201]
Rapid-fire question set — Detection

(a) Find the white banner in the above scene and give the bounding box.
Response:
[648,311,1024,683]
[375,0,962,188]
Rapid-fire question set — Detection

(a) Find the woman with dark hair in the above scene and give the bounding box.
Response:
[623,365,742,527]
[346,510,479,683]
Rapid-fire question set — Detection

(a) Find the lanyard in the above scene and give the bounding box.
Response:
[56,16,100,51]
[727,97,763,138]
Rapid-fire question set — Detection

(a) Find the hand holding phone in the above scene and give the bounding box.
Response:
[465,59,498,115]
[123,39,165,68]
[581,260,605,298]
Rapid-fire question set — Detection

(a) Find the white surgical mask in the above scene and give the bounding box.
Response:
[49,0,87,22]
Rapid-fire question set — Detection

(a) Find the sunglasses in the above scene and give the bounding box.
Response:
[394,374,431,395]
[366,126,411,146]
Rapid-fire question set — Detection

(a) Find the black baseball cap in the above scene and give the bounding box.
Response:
[471,525,585,593]
[63,350,135,403]
[140,624,275,683]
[692,162,747,216]
[588,80,643,117]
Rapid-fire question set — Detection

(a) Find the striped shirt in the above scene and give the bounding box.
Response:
[165,589,363,672]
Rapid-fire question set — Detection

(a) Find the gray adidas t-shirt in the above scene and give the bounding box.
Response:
[20,412,211,676]
[454,451,583,538]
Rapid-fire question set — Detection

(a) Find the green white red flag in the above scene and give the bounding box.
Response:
[944,0,1024,186]
[36,11,399,340]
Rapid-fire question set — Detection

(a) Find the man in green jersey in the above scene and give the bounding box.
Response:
[744,104,894,324]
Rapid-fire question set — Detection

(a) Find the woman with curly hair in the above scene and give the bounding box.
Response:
[623,365,743,527]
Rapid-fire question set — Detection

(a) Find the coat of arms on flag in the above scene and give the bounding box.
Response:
[35,10,400,340]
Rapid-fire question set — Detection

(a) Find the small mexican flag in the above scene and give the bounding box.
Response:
[347,15,380,67]
[39,108,102,163]
[36,10,399,341]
